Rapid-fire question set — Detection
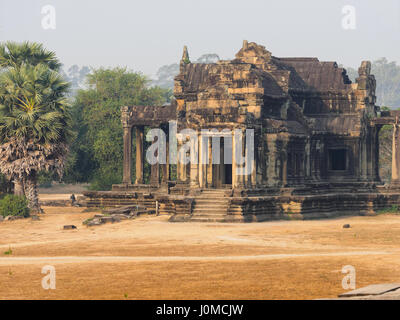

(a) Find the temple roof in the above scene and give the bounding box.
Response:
[308,116,361,135]
[177,63,286,98]
[277,57,352,92]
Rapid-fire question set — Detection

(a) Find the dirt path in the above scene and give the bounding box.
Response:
[0,251,392,265]
[1,206,400,299]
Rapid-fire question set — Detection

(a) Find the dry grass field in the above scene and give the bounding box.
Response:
[1,202,400,300]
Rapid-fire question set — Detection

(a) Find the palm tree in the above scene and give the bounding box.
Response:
[0,42,71,213]
[0,41,61,71]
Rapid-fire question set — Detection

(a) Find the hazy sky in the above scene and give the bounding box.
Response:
[1,0,399,77]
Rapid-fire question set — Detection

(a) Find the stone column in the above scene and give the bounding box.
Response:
[151,162,160,185]
[232,132,240,189]
[305,139,311,179]
[367,128,373,179]
[233,129,247,188]
[135,126,144,185]
[282,140,288,187]
[360,138,368,180]
[177,137,188,183]
[150,128,160,186]
[122,125,133,184]
[251,155,257,188]
[190,133,199,188]
[247,132,257,188]
[392,121,400,184]
[207,137,213,187]
[374,127,381,181]
[220,140,225,185]
[161,138,170,184]
[239,131,246,188]
[282,155,288,187]
[176,138,183,181]
[199,135,206,188]
[178,162,187,182]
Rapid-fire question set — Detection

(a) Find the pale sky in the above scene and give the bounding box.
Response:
[1,0,400,77]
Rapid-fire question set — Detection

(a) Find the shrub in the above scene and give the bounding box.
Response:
[38,171,54,188]
[377,205,399,215]
[0,195,30,218]
[89,170,122,191]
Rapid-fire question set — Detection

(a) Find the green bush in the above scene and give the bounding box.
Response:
[38,171,54,188]
[0,195,30,218]
[89,168,122,191]
[377,205,399,215]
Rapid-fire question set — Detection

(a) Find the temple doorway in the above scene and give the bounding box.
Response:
[208,137,232,188]
[224,164,232,185]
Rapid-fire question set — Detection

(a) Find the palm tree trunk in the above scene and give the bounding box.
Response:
[24,172,41,214]
[13,179,25,196]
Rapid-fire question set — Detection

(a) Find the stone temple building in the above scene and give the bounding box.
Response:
[85,41,400,222]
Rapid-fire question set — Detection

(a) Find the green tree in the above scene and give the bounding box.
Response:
[65,67,169,190]
[0,42,72,212]
[378,106,396,182]
[0,41,61,70]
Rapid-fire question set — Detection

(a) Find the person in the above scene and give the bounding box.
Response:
[70,194,76,206]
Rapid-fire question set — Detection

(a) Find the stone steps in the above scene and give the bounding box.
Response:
[192,212,228,216]
[190,216,244,223]
[194,198,228,203]
[194,203,228,208]
[192,206,228,211]
[190,189,232,222]
[196,195,228,199]
[198,190,227,193]
[191,213,229,218]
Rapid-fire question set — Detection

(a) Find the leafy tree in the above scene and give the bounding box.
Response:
[65,67,169,190]
[0,42,72,212]
[378,106,395,182]
[0,41,61,70]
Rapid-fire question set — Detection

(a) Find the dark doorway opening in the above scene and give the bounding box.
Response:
[330,149,347,171]
[224,164,232,185]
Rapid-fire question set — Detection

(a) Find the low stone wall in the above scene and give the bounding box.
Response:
[83,191,158,210]
[223,192,400,222]
[166,197,194,222]
[83,188,400,223]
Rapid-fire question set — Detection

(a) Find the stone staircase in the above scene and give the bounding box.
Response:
[190,189,232,222]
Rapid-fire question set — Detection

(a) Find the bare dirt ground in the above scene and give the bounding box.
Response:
[38,183,89,195]
[1,202,400,300]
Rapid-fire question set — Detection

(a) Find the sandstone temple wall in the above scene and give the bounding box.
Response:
[84,41,400,222]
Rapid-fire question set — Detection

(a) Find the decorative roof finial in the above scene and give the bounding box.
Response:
[358,61,371,76]
[181,45,190,64]
[243,40,248,50]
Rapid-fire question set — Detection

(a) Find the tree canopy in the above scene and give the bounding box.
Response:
[64,67,169,190]
[0,41,71,212]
